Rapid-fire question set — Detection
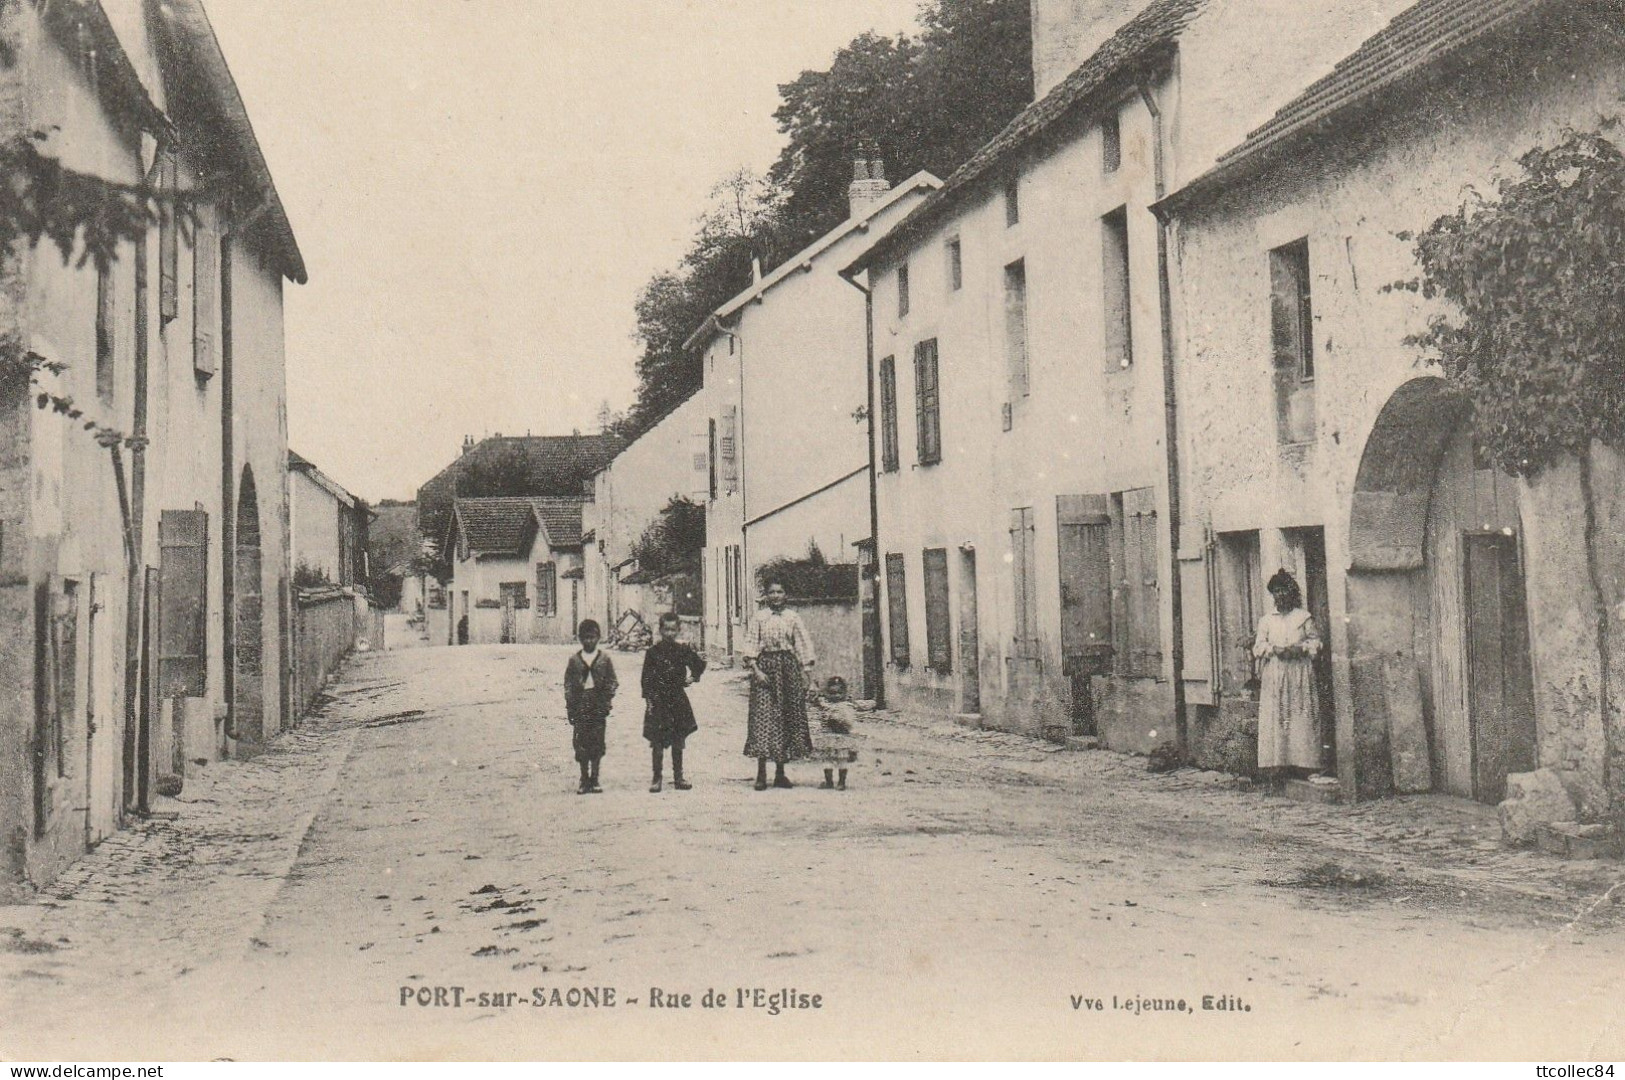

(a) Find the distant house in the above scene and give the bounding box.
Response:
[445,497,588,645]
[288,451,370,589]
[366,500,423,611]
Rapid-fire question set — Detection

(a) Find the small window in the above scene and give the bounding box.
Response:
[878,355,900,473]
[1216,531,1262,698]
[536,564,557,616]
[1004,178,1020,227]
[1269,238,1317,443]
[707,418,718,500]
[945,236,963,292]
[885,553,910,666]
[914,339,941,466]
[897,262,911,318]
[96,262,114,401]
[1004,260,1028,400]
[159,144,178,323]
[1102,206,1132,370]
[1101,112,1122,174]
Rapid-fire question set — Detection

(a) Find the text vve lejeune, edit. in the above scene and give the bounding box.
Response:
[1070,993,1252,1014]
[400,985,823,1014]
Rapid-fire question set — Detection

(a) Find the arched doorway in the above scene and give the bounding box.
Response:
[1345,377,1536,802]
[233,465,265,747]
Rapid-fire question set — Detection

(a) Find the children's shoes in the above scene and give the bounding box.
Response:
[649,778,662,793]
[673,779,692,791]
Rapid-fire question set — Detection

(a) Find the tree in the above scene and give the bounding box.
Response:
[455,441,536,498]
[624,0,1033,434]
[1402,127,1625,812]
[629,496,706,580]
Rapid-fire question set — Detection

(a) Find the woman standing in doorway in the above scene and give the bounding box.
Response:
[1253,569,1323,778]
[742,580,815,790]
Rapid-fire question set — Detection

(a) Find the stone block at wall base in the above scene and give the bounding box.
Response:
[1499,768,1578,845]
[1535,821,1621,860]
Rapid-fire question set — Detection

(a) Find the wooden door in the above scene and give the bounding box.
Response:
[958,549,980,714]
[499,584,520,644]
[1007,508,1042,708]
[859,543,883,701]
[1465,534,1537,803]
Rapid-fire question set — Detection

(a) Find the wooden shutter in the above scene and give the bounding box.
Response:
[720,406,738,493]
[1179,541,1219,706]
[879,356,899,473]
[922,547,951,673]
[914,339,941,465]
[95,263,114,400]
[707,418,718,499]
[1010,507,1038,659]
[885,553,909,666]
[1115,488,1162,678]
[158,509,208,698]
[537,562,557,616]
[1004,261,1028,398]
[1102,209,1132,369]
[1057,495,1112,674]
[159,144,178,322]
[193,204,219,378]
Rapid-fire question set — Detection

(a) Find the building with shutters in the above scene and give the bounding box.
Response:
[1156,0,1625,816]
[841,0,1415,746]
[444,497,588,646]
[0,0,305,896]
[686,157,940,691]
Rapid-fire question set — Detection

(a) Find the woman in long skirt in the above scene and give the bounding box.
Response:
[742,580,816,790]
[1253,569,1323,777]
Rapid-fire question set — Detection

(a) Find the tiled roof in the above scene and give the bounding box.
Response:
[453,497,586,557]
[844,0,1209,274]
[1162,0,1551,209]
[418,433,618,543]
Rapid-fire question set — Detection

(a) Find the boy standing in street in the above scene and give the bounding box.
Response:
[565,619,617,793]
[641,612,706,792]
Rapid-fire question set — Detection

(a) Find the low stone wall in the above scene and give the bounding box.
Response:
[793,598,862,700]
[293,588,382,719]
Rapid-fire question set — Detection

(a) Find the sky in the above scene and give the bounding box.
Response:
[200,0,928,503]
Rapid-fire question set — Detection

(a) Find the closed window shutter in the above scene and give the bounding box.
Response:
[879,356,899,473]
[159,144,178,323]
[158,509,208,697]
[537,562,557,616]
[885,553,909,666]
[915,340,941,465]
[1057,494,1112,674]
[1010,507,1038,658]
[720,406,738,493]
[193,204,219,378]
[922,547,951,672]
[96,263,114,400]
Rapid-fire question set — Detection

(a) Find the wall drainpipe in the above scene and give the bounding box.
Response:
[1139,79,1189,761]
[839,264,884,708]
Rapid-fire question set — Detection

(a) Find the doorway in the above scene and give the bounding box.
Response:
[1284,526,1336,772]
[1465,534,1537,802]
[957,548,980,714]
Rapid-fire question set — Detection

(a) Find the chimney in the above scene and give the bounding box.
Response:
[461,434,474,455]
[751,255,763,285]
[1029,0,1145,98]
[848,143,890,219]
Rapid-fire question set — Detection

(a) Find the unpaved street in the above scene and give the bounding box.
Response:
[4,632,1623,1060]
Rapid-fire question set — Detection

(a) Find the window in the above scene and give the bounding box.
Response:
[1216,531,1262,698]
[1102,111,1122,174]
[536,563,557,616]
[96,262,114,401]
[1004,260,1028,400]
[502,581,530,611]
[914,339,941,466]
[922,547,952,673]
[1110,488,1161,678]
[897,262,911,318]
[159,143,178,323]
[720,406,738,493]
[39,578,79,801]
[945,236,962,292]
[1010,507,1039,660]
[729,544,744,621]
[1102,206,1132,370]
[193,204,219,378]
[878,355,900,473]
[1004,177,1020,226]
[707,418,718,500]
[1270,238,1317,443]
[885,553,910,666]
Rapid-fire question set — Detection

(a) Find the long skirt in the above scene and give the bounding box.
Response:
[1257,655,1321,770]
[743,651,813,763]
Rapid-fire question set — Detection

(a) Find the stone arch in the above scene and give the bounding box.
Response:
[233,464,265,747]
[1348,376,1470,573]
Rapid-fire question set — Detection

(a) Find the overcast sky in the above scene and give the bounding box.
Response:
[200,0,926,503]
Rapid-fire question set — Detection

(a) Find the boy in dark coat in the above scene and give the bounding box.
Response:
[641,612,706,792]
[564,619,617,793]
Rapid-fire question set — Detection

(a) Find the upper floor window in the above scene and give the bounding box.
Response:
[1004,259,1029,400]
[914,339,941,466]
[1004,178,1020,226]
[897,262,911,318]
[1102,206,1132,370]
[1102,112,1122,174]
[878,355,900,473]
[1269,238,1317,443]
[945,236,962,292]
[96,261,114,401]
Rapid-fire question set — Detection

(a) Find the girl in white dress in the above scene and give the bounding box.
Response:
[1253,569,1323,775]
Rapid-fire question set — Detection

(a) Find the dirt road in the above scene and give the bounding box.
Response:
[3,636,1622,1060]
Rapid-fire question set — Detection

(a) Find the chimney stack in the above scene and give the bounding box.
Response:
[848,142,890,219]
[461,434,474,456]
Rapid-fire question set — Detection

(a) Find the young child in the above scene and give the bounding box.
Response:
[641,612,706,793]
[564,619,617,794]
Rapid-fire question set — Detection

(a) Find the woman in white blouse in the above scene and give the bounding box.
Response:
[741,580,816,790]
[1253,569,1323,778]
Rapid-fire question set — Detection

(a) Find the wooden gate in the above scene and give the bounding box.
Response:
[1465,534,1537,803]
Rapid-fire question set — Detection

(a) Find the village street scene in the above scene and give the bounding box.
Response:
[2,0,1625,1063]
